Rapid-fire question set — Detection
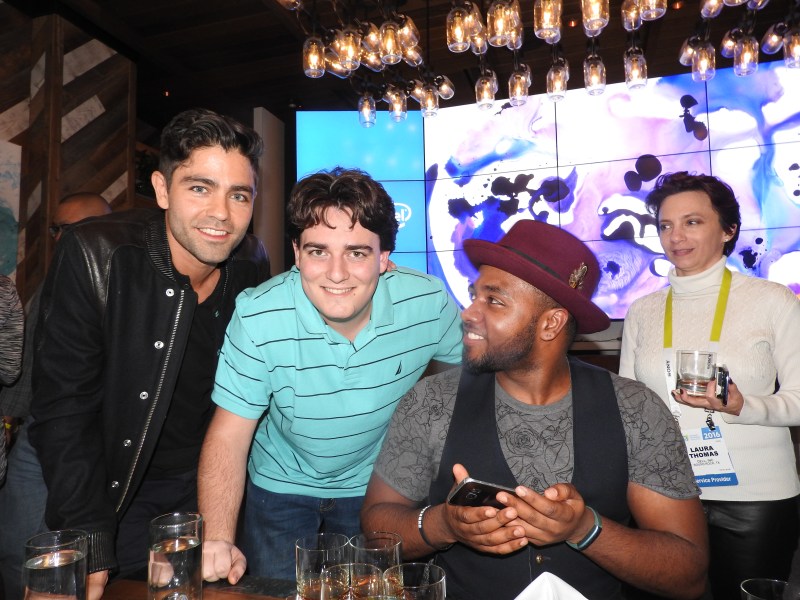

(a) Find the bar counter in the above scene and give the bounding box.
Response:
[103,576,296,600]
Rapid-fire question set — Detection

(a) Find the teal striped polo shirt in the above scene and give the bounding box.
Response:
[212,266,463,497]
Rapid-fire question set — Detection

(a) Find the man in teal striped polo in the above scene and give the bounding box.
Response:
[198,167,463,583]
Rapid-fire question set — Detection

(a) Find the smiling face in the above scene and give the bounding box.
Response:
[461,265,546,373]
[152,145,255,278]
[293,207,390,341]
[657,190,734,277]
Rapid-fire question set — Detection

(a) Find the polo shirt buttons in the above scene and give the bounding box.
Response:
[110,481,119,489]
[139,391,149,400]
[534,553,545,565]
[166,289,174,297]
[123,439,132,447]
[154,341,164,349]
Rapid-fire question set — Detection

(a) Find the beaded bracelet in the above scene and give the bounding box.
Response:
[417,505,453,551]
[566,506,602,552]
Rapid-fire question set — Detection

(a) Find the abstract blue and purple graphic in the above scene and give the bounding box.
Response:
[424,63,800,319]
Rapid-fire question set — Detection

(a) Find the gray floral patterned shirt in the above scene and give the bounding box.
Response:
[374,366,699,502]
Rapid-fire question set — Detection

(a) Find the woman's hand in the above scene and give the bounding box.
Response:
[672,378,743,416]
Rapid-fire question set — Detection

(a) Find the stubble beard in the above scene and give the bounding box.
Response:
[463,317,539,374]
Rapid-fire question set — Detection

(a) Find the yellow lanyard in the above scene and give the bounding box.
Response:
[664,268,732,348]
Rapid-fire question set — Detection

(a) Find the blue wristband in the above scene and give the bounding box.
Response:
[566,506,602,551]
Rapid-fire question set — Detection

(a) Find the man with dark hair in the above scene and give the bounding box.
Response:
[30,108,269,599]
[0,192,111,600]
[361,220,708,600]
[198,167,463,583]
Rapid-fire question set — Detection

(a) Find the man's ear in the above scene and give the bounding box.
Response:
[541,307,569,341]
[379,250,391,274]
[292,240,301,268]
[152,171,170,210]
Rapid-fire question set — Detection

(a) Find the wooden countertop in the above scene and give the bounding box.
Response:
[103,577,295,600]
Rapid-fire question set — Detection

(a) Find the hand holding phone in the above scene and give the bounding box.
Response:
[446,477,518,509]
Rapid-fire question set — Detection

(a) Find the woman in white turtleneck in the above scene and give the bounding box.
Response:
[620,172,800,600]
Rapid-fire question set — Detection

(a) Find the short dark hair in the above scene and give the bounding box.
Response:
[287,167,399,252]
[158,108,263,186]
[645,171,741,256]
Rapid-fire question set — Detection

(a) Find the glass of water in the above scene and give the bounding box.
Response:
[23,529,88,600]
[148,512,203,600]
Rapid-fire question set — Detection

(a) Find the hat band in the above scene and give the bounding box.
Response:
[504,245,562,281]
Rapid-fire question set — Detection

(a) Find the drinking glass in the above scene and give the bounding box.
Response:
[23,530,88,600]
[349,532,402,572]
[383,563,446,600]
[676,350,716,396]
[148,512,203,600]
[295,533,350,600]
[740,578,792,600]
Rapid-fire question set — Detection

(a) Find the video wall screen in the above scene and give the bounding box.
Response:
[297,61,800,321]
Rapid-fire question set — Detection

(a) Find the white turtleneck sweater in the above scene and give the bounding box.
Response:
[620,256,800,502]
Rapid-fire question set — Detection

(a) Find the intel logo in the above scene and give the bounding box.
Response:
[395,203,412,229]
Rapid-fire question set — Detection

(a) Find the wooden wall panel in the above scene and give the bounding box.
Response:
[0,3,136,303]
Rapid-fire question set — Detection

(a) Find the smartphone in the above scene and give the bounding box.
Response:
[715,365,730,406]
[446,477,518,509]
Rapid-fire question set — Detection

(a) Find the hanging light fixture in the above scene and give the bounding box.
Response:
[408,79,426,103]
[733,34,759,75]
[403,45,424,67]
[761,22,787,53]
[302,36,325,78]
[379,20,402,64]
[336,27,362,71]
[397,15,420,48]
[486,0,511,46]
[583,38,606,95]
[435,75,456,100]
[361,22,381,54]
[384,85,408,122]
[421,83,439,117]
[720,28,742,58]
[358,92,376,128]
[534,0,563,43]
[639,0,667,21]
[505,0,523,49]
[785,29,800,67]
[581,0,610,37]
[678,36,698,66]
[360,47,386,72]
[700,0,724,18]
[446,4,472,52]
[624,45,648,89]
[723,0,748,5]
[692,41,716,81]
[546,54,569,101]
[747,0,770,8]
[508,59,530,106]
[621,0,642,32]
[324,48,352,78]
[476,64,498,109]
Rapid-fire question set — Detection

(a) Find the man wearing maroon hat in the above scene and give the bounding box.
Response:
[361,220,708,600]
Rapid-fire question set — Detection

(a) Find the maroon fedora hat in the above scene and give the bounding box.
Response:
[463,220,610,334]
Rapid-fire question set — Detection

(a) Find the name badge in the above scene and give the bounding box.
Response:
[683,426,738,487]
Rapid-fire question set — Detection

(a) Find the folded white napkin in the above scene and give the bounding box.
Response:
[513,572,589,600]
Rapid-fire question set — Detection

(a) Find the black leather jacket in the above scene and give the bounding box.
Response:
[30,208,270,573]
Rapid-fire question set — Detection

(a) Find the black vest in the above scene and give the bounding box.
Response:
[429,358,630,600]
